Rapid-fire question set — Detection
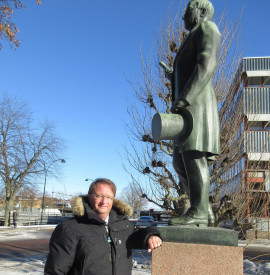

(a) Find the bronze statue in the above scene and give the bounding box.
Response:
[153,0,221,226]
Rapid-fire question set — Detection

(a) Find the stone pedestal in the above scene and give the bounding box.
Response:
[152,226,243,275]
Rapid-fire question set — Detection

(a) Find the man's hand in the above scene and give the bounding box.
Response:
[147,236,162,253]
[171,99,189,113]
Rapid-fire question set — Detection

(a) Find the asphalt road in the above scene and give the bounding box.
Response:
[0,239,49,260]
[0,237,151,265]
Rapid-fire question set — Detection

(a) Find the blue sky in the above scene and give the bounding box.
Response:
[0,0,269,199]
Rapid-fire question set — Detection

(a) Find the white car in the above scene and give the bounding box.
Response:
[136,216,157,228]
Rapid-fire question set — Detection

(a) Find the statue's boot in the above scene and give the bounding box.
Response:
[169,204,214,226]
[208,203,215,224]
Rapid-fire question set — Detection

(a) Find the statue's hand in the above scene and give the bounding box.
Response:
[164,69,173,81]
[171,99,188,113]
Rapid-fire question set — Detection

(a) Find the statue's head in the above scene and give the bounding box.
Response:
[183,0,214,31]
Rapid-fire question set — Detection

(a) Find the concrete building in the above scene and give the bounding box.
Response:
[241,57,270,220]
[210,57,270,233]
[218,56,270,234]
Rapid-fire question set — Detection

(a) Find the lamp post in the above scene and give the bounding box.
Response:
[85,178,94,182]
[59,182,66,215]
[40,158,65,224]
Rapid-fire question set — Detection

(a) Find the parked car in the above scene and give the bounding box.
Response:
[136,216,157,228]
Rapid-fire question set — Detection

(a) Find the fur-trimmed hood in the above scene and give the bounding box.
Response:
[72,195,133,218]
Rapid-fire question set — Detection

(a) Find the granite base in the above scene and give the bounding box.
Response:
[152,241,243,275]
[152,226,243,274]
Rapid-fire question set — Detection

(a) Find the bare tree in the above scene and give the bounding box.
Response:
[0,0,41,49]
[119,182,148,214]
[124,4,248,225]
[0,94,65,225]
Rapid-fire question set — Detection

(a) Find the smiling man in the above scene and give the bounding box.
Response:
[88,182,115,220]
[45,178,162,275]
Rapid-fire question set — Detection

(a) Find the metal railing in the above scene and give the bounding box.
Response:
[244,131,270,153]
[244,87,270,115]
[0,207,73,226]
[242,57,270,72]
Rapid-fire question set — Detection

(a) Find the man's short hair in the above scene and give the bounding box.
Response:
[191,0,214,20]
[88,178,117,196]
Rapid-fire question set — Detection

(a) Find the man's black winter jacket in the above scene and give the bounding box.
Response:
[44,196,160,275]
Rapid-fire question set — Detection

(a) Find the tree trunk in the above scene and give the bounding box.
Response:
[4,198,13,226]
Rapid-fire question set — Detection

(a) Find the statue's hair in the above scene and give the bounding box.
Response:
[190,0,214,20]
[88,178,117,196]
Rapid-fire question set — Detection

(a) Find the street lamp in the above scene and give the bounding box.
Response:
[41,158,65,224]
[85,178,94,182]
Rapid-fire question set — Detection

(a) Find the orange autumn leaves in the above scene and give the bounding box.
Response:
[0,0,41,49]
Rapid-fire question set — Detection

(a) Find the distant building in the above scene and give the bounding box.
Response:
[241,57,270,219]
[212,56,270,223]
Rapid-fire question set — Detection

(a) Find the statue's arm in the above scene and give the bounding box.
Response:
[180,21,221,105]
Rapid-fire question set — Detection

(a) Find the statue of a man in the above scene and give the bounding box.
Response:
[169,0,221,226]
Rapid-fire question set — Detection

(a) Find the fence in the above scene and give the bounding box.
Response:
[0,207,73,226]
[246,218,270,240]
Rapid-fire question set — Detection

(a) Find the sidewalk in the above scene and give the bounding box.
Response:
[239,238,270,249]
[0,225,56,241]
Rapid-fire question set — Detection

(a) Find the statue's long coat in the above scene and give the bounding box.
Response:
[172,20,221,156]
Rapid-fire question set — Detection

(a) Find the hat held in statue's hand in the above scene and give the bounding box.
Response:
[151,108,193,144]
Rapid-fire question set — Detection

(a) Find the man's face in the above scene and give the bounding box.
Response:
[183,1,203,31]
[88,183,114,220]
